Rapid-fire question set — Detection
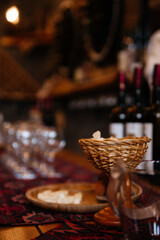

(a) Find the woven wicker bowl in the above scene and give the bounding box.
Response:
[79,136,151,174]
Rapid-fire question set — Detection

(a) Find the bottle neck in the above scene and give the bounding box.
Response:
[135,88,143,106]
[133,66,143,106]
[152,86,160,105]
[118,90,125,107]
[152,64,160,105]
[118,72,126,107]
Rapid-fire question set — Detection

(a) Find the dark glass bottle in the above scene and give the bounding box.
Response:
[125,65,148,137]
[108,72,126,138]
[152,64,160,160]
[143,72,153,160]
[143,104,153,160]
[42,98,55,127]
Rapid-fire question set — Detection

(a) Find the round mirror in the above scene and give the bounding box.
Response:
[82,0,124,63]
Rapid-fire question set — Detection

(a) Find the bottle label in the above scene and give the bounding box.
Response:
[143,123,153,160]
[125,122,143,137]
[125,122,143,170]
[109,123,124,138]
[146,161,154,175]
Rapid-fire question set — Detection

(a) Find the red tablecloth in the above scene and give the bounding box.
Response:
[0,155,97,226]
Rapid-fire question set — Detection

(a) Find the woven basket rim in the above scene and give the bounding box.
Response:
[79,136,151,144]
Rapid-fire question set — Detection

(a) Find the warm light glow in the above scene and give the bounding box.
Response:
[5,6,19,24]
[123,36,133,46]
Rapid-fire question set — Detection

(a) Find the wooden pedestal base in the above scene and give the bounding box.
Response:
[94,206,121,227]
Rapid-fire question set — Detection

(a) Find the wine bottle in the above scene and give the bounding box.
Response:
[143,105,153,160]
[141,65,153,161]
[125,65,151,170]
[42,98,55,127]
[152,64,160,160]
[125,65,146,137]
[108,72,126,138]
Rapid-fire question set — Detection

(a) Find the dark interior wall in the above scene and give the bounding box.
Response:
[0,100,35,122]
[65,107,111,154]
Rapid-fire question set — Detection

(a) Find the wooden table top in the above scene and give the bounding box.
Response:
[0,223,61,240]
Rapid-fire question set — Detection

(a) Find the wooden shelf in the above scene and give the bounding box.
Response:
[37,65,117,99]
[0,31,54,48]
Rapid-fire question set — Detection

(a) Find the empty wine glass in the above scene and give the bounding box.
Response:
[1,121,66,179]
[1,121,37,179]
[36,125,66,178]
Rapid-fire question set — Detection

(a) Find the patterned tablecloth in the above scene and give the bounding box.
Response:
[32,220,124,240]
[0,153,124,239]
[0,154,99,226]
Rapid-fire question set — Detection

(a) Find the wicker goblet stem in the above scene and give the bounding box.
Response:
[123,172,135,208]
[95,171,109,202]
[94,170,121,227]
[94,167,135,227]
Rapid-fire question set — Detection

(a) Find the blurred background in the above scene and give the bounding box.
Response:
[0,0,159,153]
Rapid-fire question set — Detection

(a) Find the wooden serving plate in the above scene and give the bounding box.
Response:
[26,182,108,213]
[26,181,142,216]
